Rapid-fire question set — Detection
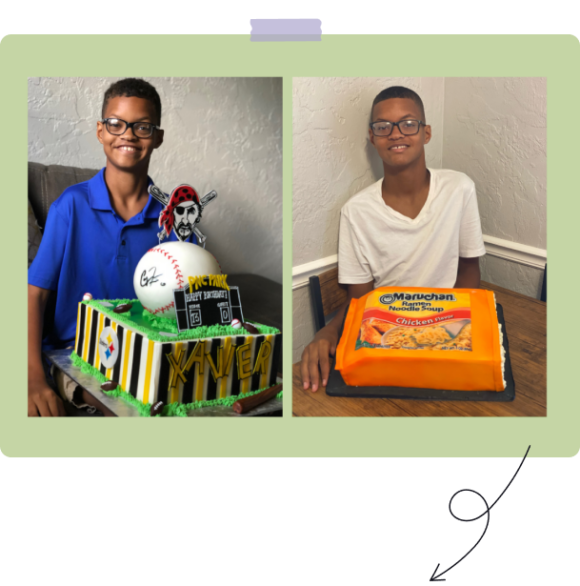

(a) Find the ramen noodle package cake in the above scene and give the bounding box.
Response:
[335,287,506,391]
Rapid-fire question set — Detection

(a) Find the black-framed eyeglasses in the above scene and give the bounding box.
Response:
[101,118,160,138]
[369,119,425,137]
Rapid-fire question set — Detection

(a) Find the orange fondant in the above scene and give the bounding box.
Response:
[335,287,505,391]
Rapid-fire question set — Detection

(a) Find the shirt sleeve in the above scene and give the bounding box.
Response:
[338,209,374,284]
[458,184,487,258]
[28,203,69,291]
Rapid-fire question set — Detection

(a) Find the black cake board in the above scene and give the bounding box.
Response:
[326,303,515,402]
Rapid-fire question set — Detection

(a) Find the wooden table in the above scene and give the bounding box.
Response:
[293,282,546,417]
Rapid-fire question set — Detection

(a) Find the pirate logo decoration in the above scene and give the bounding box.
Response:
[148,183,217,246]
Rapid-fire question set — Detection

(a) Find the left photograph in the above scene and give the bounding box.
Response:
[28,77,283,417]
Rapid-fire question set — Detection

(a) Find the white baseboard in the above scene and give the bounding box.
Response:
[292,254,337,290]
[292,236,547,290]
[482,235,546,269]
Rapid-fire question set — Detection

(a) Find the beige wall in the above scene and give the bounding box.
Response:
[28,77,283,283]
[442,77,546,297]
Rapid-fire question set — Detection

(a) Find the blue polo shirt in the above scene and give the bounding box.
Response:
[28,168,197,349]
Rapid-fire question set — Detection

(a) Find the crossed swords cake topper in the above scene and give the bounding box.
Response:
[148,183,218,247]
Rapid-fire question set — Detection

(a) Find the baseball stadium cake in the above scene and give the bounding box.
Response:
[69,183,282,416]
[335,287,505,391]
[71,297,281,414]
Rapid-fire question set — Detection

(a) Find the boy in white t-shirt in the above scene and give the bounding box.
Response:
[301,86,486,392]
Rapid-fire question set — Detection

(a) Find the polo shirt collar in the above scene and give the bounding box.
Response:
[88,168,160,219]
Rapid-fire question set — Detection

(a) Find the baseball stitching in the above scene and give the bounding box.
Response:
[143,301,175,316]
[208,251,222,273]
[147,246,185,288]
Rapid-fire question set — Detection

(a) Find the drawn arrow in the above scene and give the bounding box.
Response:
[429,445,530,582]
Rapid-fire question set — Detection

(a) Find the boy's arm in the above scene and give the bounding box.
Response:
[301,281,374,392]
[454,256,481,288]
[28,284,65,417]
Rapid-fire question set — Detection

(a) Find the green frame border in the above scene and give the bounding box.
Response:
[2,35,578,456]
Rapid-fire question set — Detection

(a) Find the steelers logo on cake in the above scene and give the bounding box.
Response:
[98,326,119,369]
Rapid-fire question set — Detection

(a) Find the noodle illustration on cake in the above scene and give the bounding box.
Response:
[430,321,472,350]
[382,325,452,349]
[357,317,472,351]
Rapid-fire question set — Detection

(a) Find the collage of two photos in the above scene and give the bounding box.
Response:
[27,75,547,420]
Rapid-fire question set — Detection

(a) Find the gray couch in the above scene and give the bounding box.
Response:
[28,162,99,266]
[28,163,100,337]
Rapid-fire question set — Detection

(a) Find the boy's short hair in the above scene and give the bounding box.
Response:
[371,86,426,122]
[102,78,162,124]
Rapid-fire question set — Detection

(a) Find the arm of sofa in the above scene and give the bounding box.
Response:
[28,162,99,231]
[27,163,100,337]
[28,200,43,268]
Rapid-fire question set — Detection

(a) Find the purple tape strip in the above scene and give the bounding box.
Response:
[250,19,321,42]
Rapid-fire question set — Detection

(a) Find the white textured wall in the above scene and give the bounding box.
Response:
[442,78,546,297]
[28,77,283,283]
[293,77,444,267]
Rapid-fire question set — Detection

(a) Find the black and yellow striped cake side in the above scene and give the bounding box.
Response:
[250,334,265,392]
[74,303,109,371]
[142,332,282,403]
[73,303,282,407]
[87,311,100,366]
[74,303,87,357]
[218,336,234,399]
[93,312,105,370]
[269,333,282,387]
[112,324,125,383]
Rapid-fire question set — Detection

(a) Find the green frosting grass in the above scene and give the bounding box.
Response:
[83,298,279,342]
[104,385,282,417]
[70,351,282,417]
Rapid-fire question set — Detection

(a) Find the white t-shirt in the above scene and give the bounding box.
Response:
[338,168,486,288]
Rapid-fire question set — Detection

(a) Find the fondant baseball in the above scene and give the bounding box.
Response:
[231,318,241,329]
[83,292,93,301]
[133,241,221,320]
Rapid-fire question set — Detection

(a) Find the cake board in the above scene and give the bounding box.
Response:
[45,349,282,416]
[326,303,515,402]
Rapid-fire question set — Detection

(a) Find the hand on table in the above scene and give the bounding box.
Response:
[301,326,339,392]
[28,380,66,417]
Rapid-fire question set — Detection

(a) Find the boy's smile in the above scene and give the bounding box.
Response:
[97,96,163,172]
[369,98,431,169]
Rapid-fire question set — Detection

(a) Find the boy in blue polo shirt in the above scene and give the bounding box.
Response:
[28,78,194,416]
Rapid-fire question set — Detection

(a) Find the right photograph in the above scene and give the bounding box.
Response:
[292,77,546,417]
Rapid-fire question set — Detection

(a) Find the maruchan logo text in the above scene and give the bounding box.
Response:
[379,292,456,305]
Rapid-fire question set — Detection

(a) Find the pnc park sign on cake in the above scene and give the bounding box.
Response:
[173,274,244,333]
